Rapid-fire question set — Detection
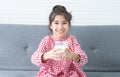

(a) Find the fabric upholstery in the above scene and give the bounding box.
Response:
[0,24,120,77]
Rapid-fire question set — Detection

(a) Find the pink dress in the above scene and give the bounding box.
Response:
[31,35,88,77]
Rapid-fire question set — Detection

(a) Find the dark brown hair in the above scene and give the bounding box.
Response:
[48,5,72,32]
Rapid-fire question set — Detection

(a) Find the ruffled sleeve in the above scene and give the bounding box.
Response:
[31,36,51,66]
[69,35,88,67]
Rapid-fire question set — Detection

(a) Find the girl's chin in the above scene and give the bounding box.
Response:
[53,33,67,39]
[57,35,66,38]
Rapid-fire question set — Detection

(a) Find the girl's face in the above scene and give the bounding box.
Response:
[50,15,70,39]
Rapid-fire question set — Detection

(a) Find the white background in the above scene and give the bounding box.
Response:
[0,0,120,26]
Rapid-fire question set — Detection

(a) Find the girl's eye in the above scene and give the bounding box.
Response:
[63,22,67,24]
[54,23,58,24]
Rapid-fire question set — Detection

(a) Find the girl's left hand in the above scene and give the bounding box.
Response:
[63,48,80,63]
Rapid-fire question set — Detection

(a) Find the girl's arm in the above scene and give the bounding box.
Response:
[70,35,88,67]
[31,36,50,66]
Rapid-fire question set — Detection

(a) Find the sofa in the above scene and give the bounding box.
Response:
[0,24,120,77]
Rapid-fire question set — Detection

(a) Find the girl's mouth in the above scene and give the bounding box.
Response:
[57,30,64,34]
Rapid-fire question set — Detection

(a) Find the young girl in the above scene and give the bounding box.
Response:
[31,5,88,77]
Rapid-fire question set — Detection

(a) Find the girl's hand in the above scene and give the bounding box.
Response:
[43,48,64,61]
[64,48,80,63]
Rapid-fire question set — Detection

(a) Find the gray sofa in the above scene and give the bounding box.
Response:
[0,24,120,77]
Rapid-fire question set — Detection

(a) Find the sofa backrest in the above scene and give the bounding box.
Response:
[0,24,49,71]
[0,24,120,72]
[69,26,120,72]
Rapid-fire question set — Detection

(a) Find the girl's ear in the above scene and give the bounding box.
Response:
[50,25,53,30]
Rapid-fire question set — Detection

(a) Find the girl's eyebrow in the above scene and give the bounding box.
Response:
[53,20,58,22]
[53,20,68,22]
[63,20,68,22]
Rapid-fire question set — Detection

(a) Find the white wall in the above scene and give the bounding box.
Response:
[0,0,120,25]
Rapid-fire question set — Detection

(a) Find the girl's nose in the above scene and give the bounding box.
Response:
[58,24,63,28]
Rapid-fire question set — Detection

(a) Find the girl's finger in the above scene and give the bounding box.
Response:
[52,48,61,52]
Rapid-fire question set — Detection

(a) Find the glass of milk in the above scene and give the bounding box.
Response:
[54,41,68,51]
[54,41,68,58]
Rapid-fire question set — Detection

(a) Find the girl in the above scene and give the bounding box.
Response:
[31,5,88,77]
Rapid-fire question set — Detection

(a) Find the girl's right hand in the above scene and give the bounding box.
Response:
[43,48,64,61]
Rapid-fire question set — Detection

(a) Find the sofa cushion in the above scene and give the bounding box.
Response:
[86,72,120,77]
[0,70,37,77]
[1,71,120,77]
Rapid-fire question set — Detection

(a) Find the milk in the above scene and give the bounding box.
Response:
[54,41,68,52]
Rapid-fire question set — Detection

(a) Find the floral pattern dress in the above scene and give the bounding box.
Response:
[31,35,88,77]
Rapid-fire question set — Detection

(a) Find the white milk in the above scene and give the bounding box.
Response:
[54,41,68,52]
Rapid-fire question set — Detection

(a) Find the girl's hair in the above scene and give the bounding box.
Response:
[48,5,72,32]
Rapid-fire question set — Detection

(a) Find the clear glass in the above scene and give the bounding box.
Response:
[54,41,68,51]
[54,41,68,60]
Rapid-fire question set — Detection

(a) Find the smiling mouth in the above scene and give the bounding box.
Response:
[57,30,64,34]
